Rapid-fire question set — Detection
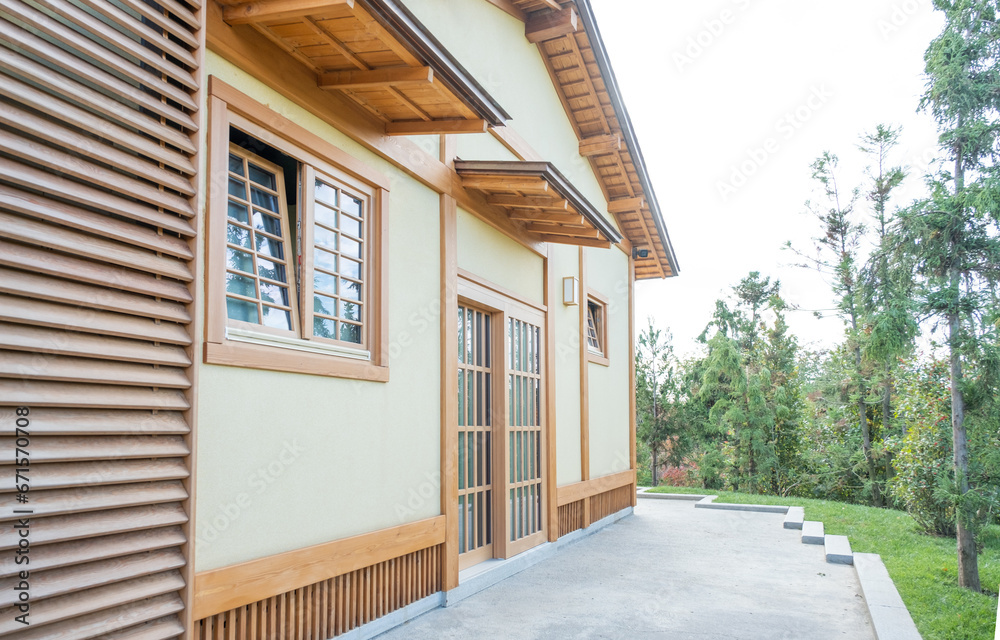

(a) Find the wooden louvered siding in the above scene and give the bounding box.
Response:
[0,0,200,634]
[196,545,442,639]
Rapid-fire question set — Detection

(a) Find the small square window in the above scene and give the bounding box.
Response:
[586,293,610,366]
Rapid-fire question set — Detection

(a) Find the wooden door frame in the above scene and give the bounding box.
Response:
[456,274,548,564]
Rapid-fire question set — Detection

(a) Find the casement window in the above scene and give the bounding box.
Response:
[205,84,389,381]
[586,292,610,366]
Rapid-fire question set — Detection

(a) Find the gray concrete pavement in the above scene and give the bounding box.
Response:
[377,499,874,640]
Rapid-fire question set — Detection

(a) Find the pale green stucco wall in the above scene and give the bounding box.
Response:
[456,207,544,306]
[586,246,632,478]
[551,245,582,486]
[456,132,519,163]
[196,54,442,571]
[403,0,613,227]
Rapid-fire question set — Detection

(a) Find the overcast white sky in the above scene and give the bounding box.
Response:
[589,0,945,357]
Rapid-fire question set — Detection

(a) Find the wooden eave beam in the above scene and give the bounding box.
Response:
[318,66,433,91]
[538,234,610,248]
[608,196,644,214]
[525,7,579,44]
[509,212,585,225]
[385,119,488,135]
[223,0,354,25]
[579,133,620,158]
[524,224,600,238]
[487,195,568,210]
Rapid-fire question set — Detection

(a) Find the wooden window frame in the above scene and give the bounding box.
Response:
[586,289,609,367]
[205,82,391,382]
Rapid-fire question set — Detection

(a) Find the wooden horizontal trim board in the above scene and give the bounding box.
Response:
[193,515,446,620]
[557,470,635,507]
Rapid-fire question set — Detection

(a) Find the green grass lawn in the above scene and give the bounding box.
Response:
[646,486,999,640]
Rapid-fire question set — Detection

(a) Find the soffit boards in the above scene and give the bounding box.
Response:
[218,0,509,134]
[456,160,623,249]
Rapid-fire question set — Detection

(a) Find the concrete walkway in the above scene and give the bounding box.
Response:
[377,500,874,639]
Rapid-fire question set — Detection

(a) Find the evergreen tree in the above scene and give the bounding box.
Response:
[894,0,1000,592]
[636,321,690,486]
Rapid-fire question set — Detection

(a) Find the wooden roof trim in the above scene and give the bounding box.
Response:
[358,0,511,126]
[573,0,679,275]
[454,159,622,244]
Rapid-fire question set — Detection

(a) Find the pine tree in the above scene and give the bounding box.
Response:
[895,0,1000,592]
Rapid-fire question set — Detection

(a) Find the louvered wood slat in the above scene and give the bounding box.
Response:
[0,409,190,436]
[0,185,193,259]
[0,504,188,550]
[4,593,184,640]
[0,572,185,635]
[102,616,186,640]
[0,324,192,367]
[0,158,196,236]
[0,245,192,308]
[0,22,198,134]
[0,527,186,578]
[0,459,189,492]
[0,481,188,522]
[0,435,189,463]
[0,0,198,631]
[0,266,191,321]
[0,72,196,180]
[1,0,198,110]
[0,129,194,217]
[0,211,193,281]
[0,382,190,411]
[0,297,192,346]
[0,351,191,388]
[0,550,185,607]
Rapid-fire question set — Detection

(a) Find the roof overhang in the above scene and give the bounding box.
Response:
[455,160,623,248]
[500,0,681,279]
[219,0,510,134]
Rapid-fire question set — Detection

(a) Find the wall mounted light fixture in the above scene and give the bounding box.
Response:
[562,276,579,305]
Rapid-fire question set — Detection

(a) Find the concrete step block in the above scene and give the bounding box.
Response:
[783,506,804,530]
[825,534,853,565]
[801,520,824,545]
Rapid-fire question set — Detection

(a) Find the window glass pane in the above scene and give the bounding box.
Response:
[313,294,337,318]
[248,163,275,189]
[340,236,362,260]
[340,214,362,239]
[226,297,257,322]
[315,248,337,273]
[458,432,466,490]
[340,300,361,322]
[256,257,286,283]
[225,272,255,297]
[340,322,361,344]
[314,225,338,251]
[259,282,289,306]
[313,270,338,295]
[343,195,362,218]
[227,223,251,248]
[314,180,337,207]
[261,305,291,330]
[252,210,283,237]
[226,248,254,274]
[228,202,249,224]
[251,187,278,212]
[341,258,361,280]
[342,279,361,301]
[255,233,284,259]
[228,177,246,199]
[228,153,245,176]
[315,202,337,229]
[314,317,338,340]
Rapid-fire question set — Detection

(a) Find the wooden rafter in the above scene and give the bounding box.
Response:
[317,66,433,90]
[224,0,353,24]
[525,7,579,43]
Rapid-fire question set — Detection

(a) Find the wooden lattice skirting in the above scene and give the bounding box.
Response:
[558,482,634,537]
[196,544,442,639]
